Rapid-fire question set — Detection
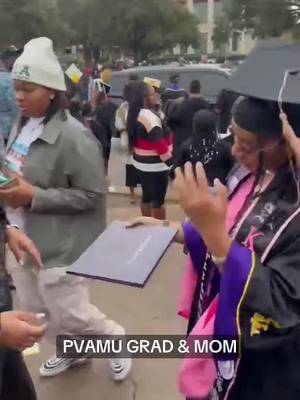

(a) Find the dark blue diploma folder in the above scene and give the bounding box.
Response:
[67,220,177,288]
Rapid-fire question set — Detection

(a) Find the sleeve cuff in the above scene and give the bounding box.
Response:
[182,221,207,270]
[30,186,46,212]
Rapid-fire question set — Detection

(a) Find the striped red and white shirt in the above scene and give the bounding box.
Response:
[133,109,173,172]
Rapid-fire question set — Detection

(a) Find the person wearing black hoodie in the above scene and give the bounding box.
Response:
[170,109,234,184]
[167,80,211,161]
[90,91,118,175]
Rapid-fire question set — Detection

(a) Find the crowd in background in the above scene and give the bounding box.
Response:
[2,37,300,400]
[0,40,238,400]
[61,64,238,215]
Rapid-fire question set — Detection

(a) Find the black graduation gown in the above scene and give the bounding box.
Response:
[184,168,300,399]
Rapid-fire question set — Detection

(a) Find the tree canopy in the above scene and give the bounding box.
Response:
[212,16,231,52]
[0,0,200,63]
[212,0,300,54]
[225,0,300,39]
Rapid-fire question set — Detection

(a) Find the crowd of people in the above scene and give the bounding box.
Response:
[66,68,235,216]
[1,35,300,400]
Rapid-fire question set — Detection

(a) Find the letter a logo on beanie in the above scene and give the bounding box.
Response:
[18,66,30,79]
[12,37,66,91]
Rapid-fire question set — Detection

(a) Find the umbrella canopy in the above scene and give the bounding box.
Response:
[228,39,300,104]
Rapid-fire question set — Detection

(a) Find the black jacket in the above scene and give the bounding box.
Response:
[228,169,300,399]
[167,97,211,160]
[170,136,235,185]
[187,168,300,399]
[0,207,11,313]
[91,101,118,149]
[161,88,187,105]
[161,88,188,117]
[216,90,239,133]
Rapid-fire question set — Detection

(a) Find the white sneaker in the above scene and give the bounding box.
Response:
[39,355,90,377]
[109,358,132,381]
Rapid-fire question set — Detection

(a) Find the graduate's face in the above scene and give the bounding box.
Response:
[14,80,54,118]
[231,120,286,173]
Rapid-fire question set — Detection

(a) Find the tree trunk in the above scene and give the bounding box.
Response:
[83,45,93,63]
[133,48,142,66]
[92,45,100,64]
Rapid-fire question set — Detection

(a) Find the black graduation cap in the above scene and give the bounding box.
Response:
[228,39,300,104]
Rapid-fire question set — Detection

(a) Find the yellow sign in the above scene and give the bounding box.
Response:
[65,63,83,84]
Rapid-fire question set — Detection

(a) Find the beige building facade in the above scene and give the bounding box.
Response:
[177,0,256,55]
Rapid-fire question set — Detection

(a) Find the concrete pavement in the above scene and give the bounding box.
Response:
[25,195,188,400]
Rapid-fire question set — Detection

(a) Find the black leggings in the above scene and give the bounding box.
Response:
[137,170,169,208]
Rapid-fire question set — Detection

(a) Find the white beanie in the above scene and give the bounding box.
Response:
[12,37,66,91]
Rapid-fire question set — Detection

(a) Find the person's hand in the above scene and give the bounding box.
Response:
[126,217,162,228]
[280,112,300,170]
[0,176,33,209]
[174,162,231,258]
[0,311,46,351]
[6,226,43,271]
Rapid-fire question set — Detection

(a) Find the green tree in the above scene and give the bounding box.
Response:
[212,16,231,52]
[57,0,119,62]
[0,0,46,47]
[0,0,74,48]
[67,0,200,64]
[112,0,200,64]
[226,0,300,38]
[0,0,200,64]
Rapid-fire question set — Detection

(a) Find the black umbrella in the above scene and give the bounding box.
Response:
[228,39,300,105]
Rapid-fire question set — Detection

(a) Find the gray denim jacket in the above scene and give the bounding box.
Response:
[7,112,107,269]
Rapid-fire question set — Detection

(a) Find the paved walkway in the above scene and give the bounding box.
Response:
[24,196,187,400]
